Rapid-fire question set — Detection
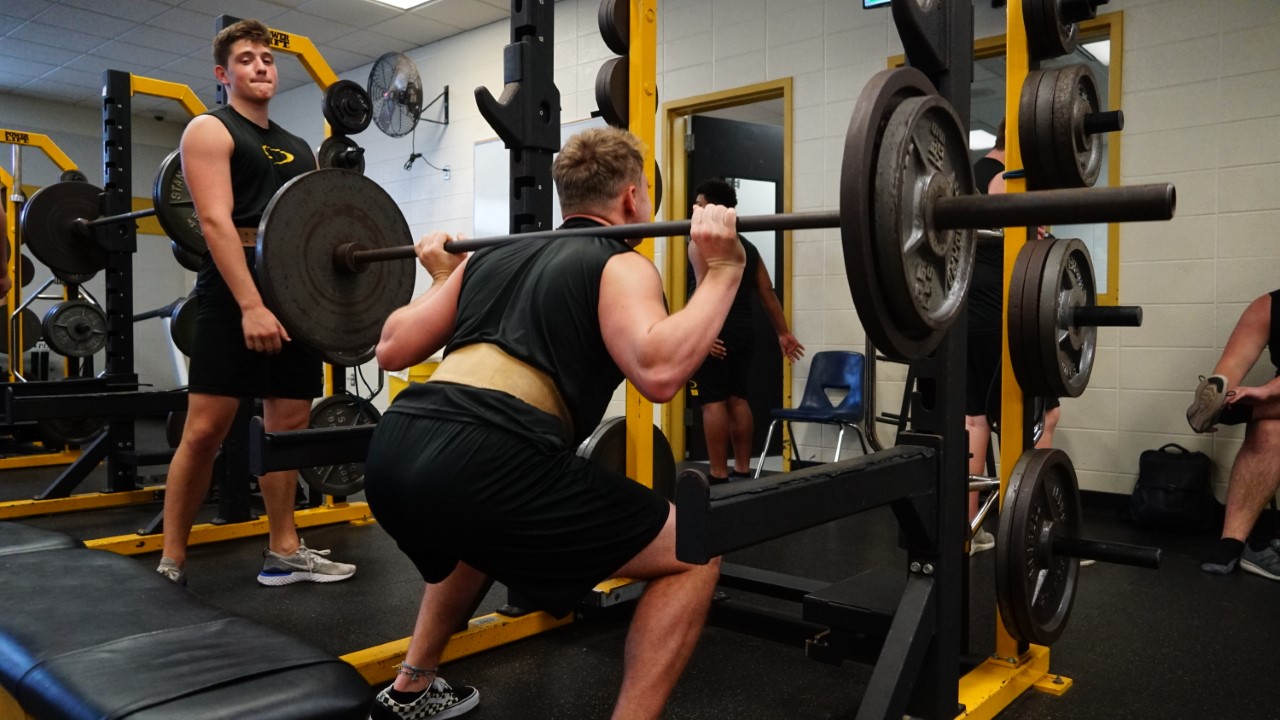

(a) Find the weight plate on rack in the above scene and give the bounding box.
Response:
[595,56,629,128]
[995,448,1082,646]
[0,306,42,355]
[169,295,198,357]
[19,181,108,276]
[1051,64,1104,189]
[299,394,381,496]
[597,0,629,55]
[171,240,204,272]
[576,416,677,500]
[41,300,107,358]
[1036,238,1096,398]
[152,148,207,257]
[318,135,367,174]
[322,80,373,136]
[1024,0,1079,61]
[321,345,376,367]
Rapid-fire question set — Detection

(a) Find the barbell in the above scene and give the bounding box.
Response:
[20,149,204,275]
[255,67,1173,363]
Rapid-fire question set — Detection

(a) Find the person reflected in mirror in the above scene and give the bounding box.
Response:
[966,119,1061,555]
[686,179,804,484]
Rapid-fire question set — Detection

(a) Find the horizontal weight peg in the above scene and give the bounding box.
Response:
[1082,109,1123,136]
[1051,536,1161,569]
[1072,305,1142,327]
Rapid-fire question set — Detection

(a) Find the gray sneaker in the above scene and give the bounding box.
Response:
[1240,539,1280,582]
[1186,374,1228,433]
[156,557,186,585]
[970,528,995,556]
[257,540,356,586]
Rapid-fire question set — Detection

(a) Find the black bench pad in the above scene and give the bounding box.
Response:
[0,522,83,557]
[0,540,370,719]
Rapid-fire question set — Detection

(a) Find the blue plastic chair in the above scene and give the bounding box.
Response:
[754,351,868,479]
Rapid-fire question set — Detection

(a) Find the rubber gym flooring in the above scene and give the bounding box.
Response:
[3,420,1278,719]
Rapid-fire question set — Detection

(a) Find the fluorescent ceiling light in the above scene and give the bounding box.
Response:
[367,0,439,10]
[1081,40,1110,66]
[969,129,996,151]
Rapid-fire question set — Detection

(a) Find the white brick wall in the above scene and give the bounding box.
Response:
[8,0,1274,496]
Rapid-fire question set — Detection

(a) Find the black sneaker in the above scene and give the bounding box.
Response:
[370,677,479,719]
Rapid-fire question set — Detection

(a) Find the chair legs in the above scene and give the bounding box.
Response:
[754,419,784,480]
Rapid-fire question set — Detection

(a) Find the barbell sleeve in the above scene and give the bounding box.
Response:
[932,183,1174,230]
[1073,305,1143,327]
[1083,110,1123,136]
[82,207,158,228]
[1052,536,1162,569]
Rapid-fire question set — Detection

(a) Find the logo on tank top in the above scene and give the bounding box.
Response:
[261,145,295,165]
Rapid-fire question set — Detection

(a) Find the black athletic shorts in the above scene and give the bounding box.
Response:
[966,329,1059,421]
[187,248,323,399]
[688,323,754,405]
[364,385,670,618]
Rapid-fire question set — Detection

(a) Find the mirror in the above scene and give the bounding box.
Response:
[969,14,1122,303]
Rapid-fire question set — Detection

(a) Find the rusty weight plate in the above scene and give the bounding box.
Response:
[255,169,415,355]
[995,448,1082,646]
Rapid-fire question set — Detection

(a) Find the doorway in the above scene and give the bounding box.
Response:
[661,79,793,466]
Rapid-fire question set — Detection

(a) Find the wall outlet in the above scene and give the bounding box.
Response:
[443,165,451,180]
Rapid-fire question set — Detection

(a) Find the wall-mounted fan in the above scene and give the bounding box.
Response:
[368,51,423,138]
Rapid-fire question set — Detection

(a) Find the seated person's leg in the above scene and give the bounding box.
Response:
[1036,401,1061,448]
[1189,293,1273,433]
[1202,418,1280,578]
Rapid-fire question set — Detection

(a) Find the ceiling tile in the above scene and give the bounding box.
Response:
[0,56,59,78]
[20,77,99,103]
[1,2,54,21]
[120,25,211,55]
[326,29,415,59]
[177,0,292,22]
[90,40,184,67]
[295,0,400,27]
[54,0,172,22]
[43,65,103,88]
[0,14,25,34]
[160,55,213,80]
[267,9,356,43]
[148,6,219,36]
[414,1,506,30]
[0,37,81,65]
[369,12,461,45]
[33,4,139,38]
[9,20,106,52]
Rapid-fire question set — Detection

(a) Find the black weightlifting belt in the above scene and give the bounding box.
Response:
[429,342,574,438]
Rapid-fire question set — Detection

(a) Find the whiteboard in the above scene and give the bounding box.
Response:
[472,116,608,238]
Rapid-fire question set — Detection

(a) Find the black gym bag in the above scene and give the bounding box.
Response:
[1124,443,1220,533]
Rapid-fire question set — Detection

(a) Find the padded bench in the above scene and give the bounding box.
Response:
[0,522,371,720]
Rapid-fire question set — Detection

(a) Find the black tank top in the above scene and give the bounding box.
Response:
[688,235,761,351]
[968,157,1005,333]
[206,105,315,227]
[1271,289,1280,374]
[441,217,635,444]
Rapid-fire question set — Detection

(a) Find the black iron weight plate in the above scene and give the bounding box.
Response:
[152,148,207,257]
[318,135,366,174]
[872,94,976,339]
[322,80,373,136]
[256,169,416,355]
[0,307,42,355]
[20,181,108,275]
[576,416,678,500]
[322,345,376,367]
[171,240,204,272]
[52,267,96,285]
[1024,0,1078,61]
[299,395,382,496]
[169,295,198,357]
[595,56,629,128]
[1008,239,1056,397]
[1037,238,1096,398]
[842,67,942,361]
[1019,69,1055,191]
[1051,64,1103,189]
[598,0,629,55]
[19,254,34,288]
[38,415,106,447]
[41,300,107,358]
[995,448,1082,646]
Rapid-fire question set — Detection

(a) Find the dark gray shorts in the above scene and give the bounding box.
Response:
[187,249,322,400]
[365,398,669,618]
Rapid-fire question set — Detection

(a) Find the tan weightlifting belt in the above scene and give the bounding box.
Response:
[236,227,257,247]
[428,343,573,436]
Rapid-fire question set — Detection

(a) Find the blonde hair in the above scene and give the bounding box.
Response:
[553,127,646,214]
[214,19,271,68]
